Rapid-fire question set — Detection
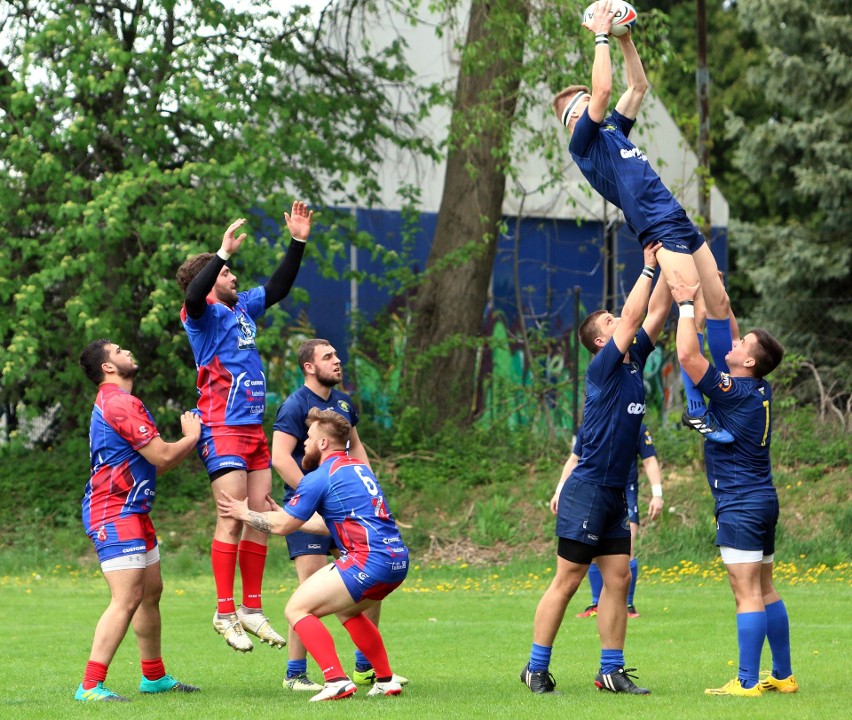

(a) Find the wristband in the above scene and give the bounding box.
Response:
[678,303,695,319]
[651,484,663,498]
[596,36,610,46]
[216,248,232,261]
[292,235,307,243]
[641,265,655,279]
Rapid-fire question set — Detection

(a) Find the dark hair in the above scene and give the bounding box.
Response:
[298,339,332,374]
[306,407,351,448]
[176,253,216,293]
[80,339,113,385]
[578,310,607,354]
[747,328,785,378]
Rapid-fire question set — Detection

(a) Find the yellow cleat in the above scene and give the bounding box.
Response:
[704,678,763,697]
[759,672,799,693]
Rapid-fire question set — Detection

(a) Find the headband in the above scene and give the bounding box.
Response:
[561,92,590,127]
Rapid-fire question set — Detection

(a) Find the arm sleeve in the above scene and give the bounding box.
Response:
[184,255,226,319]
[610,109,636,138]
[264,240,306,309]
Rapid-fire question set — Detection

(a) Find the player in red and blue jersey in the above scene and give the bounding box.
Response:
[523,241,671,696]
[272,339,405,690]
[76,339,201,702]
[671,272,796,697]
[552,0,734,444]
[176,202,312,653]
[554,422,663,620]
[218,409,408,702]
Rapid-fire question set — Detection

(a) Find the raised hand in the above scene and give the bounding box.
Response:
[284,200,313,242]
[221,218,248,255]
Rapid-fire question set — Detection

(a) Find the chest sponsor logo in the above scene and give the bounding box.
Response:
[627,402,646,415]
[620,146,648,162]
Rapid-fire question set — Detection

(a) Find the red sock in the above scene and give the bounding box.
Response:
[211,539,238,614]
[82,660,108,690]
[141,657,165,681]
[293,616,346,682]
[238,539,267,609]
[342,613,392,679]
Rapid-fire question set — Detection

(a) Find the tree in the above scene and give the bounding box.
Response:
[0,0,426,440]
[726,0,851,374]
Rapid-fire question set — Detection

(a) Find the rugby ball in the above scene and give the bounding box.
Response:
[583,0,638,37]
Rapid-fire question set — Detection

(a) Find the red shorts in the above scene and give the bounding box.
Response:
[87,513,157,563]
[198,424,271,476]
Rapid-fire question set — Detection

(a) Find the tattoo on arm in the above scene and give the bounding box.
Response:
[246,511,271,534]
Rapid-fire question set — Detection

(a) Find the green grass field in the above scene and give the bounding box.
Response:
[3,559,850,720]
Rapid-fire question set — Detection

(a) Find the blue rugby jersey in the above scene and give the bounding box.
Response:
[283,452,406,563]
[572,421,656,488]
[180,286,268,427]
[273,385,360,471]
[569,109,683,242]
[570,330,655,487]
[697,366,776,498]
[83,384,159,531]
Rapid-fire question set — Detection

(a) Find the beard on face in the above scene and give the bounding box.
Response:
[302,443,322,472]
[316,367,341,388]
[115,363,139,380]
[216,286,238,306]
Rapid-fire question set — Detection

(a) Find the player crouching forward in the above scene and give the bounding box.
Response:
[218,408,409,702]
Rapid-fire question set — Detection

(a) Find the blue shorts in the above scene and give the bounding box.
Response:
[714,492,779,553]
[197,424,271,477]
[555,478,630,546]
[334,550,409,603]
[286,531,334,559]
[626,481,640,525]
[640,209,705,254]
[86,513,157,563]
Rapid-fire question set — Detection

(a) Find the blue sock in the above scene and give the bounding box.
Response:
[765,600,793,678]
[287,659,307,679]
[588,562,603,605]
[354,650,371,672]
[706,318,733,372]
[628,558,638,606]
[736,611,767,689]
[600,648,624,675]
[529,643,552,673]
[681,362,707,417]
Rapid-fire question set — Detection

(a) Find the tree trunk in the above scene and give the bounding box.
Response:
[407,0,528,426]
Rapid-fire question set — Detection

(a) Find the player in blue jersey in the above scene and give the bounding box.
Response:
[76,340,201,702]
[176,202,311,652]
[272,339,406,690]
[552,0,734,445]
[554,423,663,619]
[522,241,670,696]
[670,272,795,697]
[218,408,408,702]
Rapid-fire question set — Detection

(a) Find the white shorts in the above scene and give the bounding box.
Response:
[720,546,774,565]
[101,545,161,572]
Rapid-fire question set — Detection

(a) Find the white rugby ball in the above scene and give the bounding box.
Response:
[583,0,638,37]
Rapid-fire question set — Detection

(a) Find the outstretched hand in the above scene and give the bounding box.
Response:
[668,269,700,305]
[284,201,313,242]
[217,490,249,521]
[221,218,248,255]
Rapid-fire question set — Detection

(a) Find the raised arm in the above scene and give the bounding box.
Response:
[642,270,674,344]
[137,411,201,474]
[184,218,248,318]
[583,0,616,122]
[612,242,661,353]
[613,31,648,120]
[264,201,312,308]
[670,271,710,384]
